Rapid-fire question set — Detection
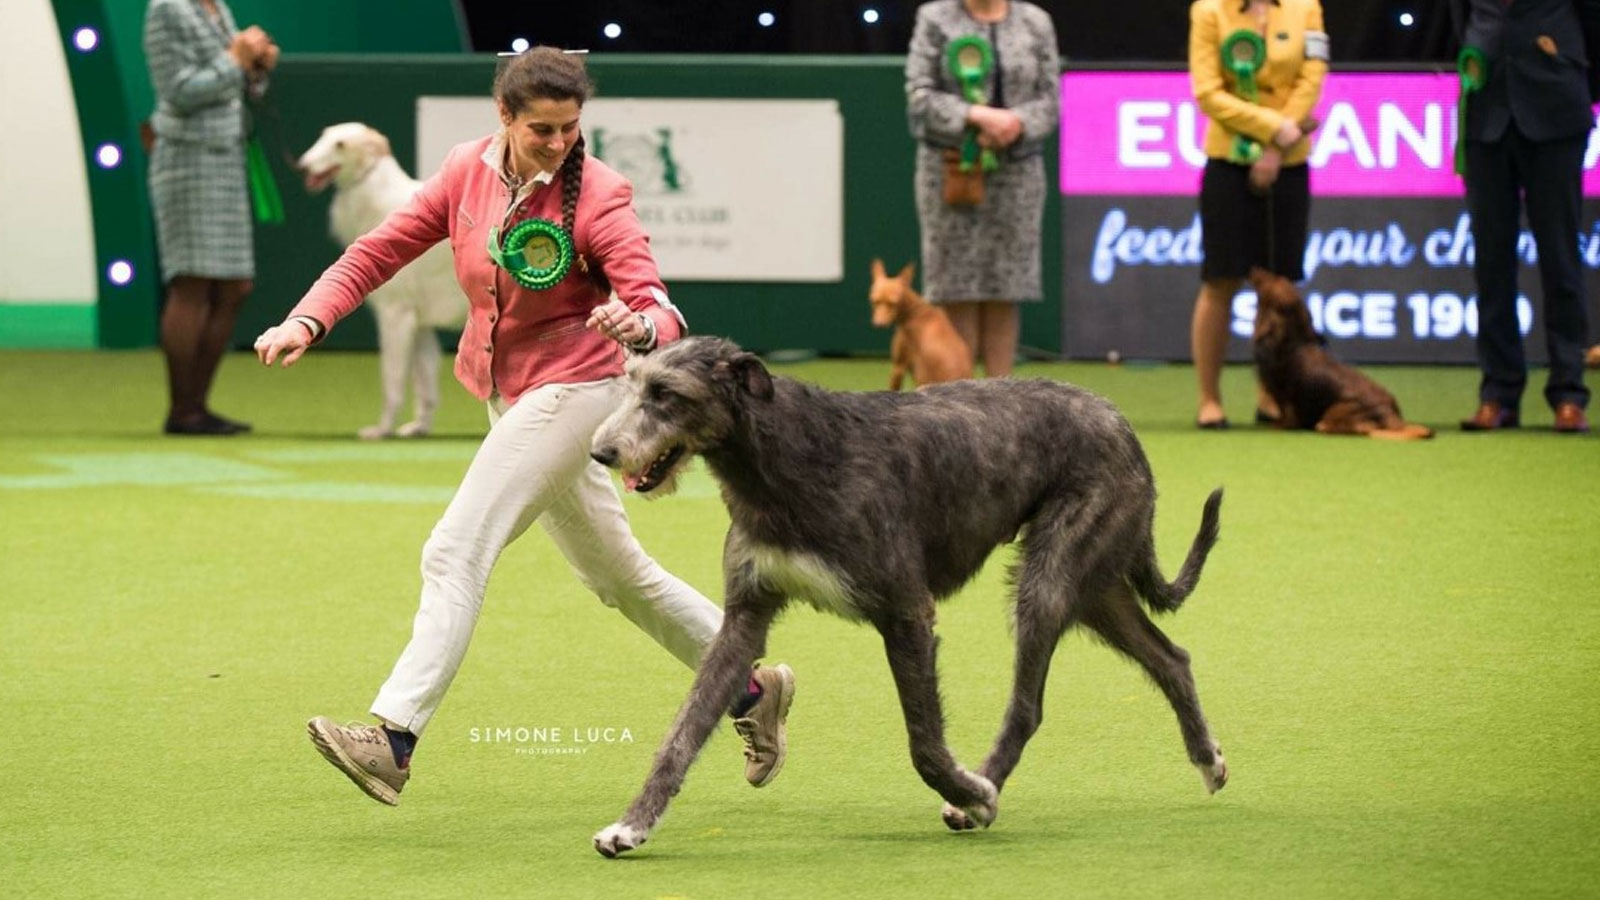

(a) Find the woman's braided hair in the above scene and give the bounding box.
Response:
[493,47,593,236]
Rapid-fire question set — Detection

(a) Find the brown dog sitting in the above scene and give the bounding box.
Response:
[869,259,974,390]
[1251,267,1433,440]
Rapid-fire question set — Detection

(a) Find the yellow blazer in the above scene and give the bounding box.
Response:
[1189,0,1329,165]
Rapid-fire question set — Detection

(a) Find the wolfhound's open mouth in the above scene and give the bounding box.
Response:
[625,445,686,493]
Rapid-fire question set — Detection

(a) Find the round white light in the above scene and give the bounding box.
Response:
[73,27,99,52]
[603,22,622,39]
[510,37,530,53]
[95,143,122,169]
[862,8,880,24]
[107,260,134,286]
[1398,12,1415,26]
[758,12,776,27]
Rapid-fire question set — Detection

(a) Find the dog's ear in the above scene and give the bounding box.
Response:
[722,352,774,401]
[897,262,916,285]
[362,127,392,159]
[870,258,886,281]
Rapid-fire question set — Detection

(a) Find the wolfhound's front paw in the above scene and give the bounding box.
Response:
[357,424,394,441]
[941,772,999,831]
[1197,744,1228,794]
[593,822,648,858]
[394,421,430,438]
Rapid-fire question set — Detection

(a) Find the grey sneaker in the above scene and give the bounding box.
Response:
[306,716,410,806]
[732,664,795,788]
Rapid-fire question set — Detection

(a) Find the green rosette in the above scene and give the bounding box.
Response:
[486,218,574,291]
[946,34,1000,173]
[1455,47,1487,177]
[1220,29,1267,164]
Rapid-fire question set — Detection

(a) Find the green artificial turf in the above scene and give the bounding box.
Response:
[1,349,1597,899]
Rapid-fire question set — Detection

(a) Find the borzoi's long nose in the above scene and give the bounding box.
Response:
[591,447,619,468]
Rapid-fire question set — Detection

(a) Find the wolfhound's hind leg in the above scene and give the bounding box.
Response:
[1084,584,1227,793]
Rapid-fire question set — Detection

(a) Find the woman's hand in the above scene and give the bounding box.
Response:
[1248,146,1283,195]
[228,27,267,69]
[255,319,313,368]
[1272,117,1303,149]
[257,41,280,72]
[967,106,1024,149]
[587,299,654,349]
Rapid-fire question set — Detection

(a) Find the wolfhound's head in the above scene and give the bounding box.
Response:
[591,337,774,495]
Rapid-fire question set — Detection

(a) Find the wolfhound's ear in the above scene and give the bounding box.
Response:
[721,352,773,400]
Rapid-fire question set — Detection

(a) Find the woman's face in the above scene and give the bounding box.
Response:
[500,97,583,176]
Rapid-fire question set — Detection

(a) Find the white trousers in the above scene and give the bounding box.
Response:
[370,378,723,736]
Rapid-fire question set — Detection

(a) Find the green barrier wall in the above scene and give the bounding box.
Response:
[48,0,465,348]
[229,54,1063,356]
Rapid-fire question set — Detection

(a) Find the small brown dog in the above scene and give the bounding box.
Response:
[1251,268,1433,440]
[869,259,974,390]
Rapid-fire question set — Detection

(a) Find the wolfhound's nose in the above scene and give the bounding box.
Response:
[591,447,619,468]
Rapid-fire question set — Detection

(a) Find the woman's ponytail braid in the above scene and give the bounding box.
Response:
[559,135,585,236]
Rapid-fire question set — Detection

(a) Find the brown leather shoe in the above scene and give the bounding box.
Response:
[1553,402,1590,433]
[1460,402,1519,431]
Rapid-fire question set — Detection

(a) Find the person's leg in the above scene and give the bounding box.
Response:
[310,385,628,804]
[977,301,1020,378]
[197,278,253,428]
[1191,277,1241,426]
[1516,132,1590,414]
[943,301,981,372]
[1464,135,1527,415]
[368,385,600,737]
[158,276,212,427]
[537,382,723,667]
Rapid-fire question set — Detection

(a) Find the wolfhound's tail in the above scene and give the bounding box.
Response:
[1131,488,1223,614]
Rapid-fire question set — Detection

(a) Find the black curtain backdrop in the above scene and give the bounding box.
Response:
[460,0,1457,63]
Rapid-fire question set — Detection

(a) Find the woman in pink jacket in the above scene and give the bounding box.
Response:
[253,48,794,806]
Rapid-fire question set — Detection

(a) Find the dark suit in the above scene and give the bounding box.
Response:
[1451,0,1599,412]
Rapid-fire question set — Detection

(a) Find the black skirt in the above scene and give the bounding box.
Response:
[1199,158,1309,281]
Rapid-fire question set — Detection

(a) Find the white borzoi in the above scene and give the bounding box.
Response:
[298,122,466,439]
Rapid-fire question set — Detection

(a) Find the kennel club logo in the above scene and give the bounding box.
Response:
[468,723,637,757]
[590,127,689,196]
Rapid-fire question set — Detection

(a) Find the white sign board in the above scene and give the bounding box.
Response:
[417,96,843,282]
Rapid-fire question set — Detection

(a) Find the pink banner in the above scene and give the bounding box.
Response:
[1059,70,1600,197]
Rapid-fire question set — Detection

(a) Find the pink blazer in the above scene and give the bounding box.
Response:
[291,135,684,403]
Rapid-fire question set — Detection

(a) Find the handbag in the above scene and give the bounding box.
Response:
[941,149,985,206]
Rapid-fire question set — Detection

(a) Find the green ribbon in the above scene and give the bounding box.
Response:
[245,136,284,225]
[1220,29,1267,164]
[487,217,574,291]
[1455,47,1488,177]
[946,34,999,173]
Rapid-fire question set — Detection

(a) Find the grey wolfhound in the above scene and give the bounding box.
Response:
[588,336,1226,857]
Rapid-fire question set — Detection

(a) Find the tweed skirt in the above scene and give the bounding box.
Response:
[913,144,1045,303]
[148,137,254,282]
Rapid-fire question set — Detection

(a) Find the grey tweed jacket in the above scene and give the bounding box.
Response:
[905,0,1060,160]
[143,0,264,146]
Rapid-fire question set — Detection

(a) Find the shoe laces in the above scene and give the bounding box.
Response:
[339,721,387,746]
[732,717,767,761]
